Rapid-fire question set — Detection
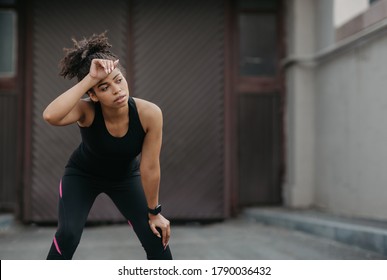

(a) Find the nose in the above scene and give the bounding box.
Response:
[113,86,122,95]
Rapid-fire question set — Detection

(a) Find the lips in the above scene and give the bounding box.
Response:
[114,94,127,103]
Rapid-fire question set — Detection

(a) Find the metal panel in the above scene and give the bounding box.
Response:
[132,0,225,219]
[0,94,18,211]
[238,94,281,206]
[29,0,128,222]
[233,1,284,208]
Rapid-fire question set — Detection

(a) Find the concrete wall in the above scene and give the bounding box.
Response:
[283,0,317,207]
[285,0,387,220]
[315,30,387,220]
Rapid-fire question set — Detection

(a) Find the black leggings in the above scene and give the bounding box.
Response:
[47,169,172,260]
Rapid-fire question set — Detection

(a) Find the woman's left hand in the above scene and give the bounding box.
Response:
[148,214,171,249]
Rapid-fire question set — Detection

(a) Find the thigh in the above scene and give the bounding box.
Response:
[105,175,148,224]
[106,176,166,254]
[58,174,99,232]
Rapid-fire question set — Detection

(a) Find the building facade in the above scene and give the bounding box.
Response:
[2,0,386,223]
[0,0,285,222]
[285,0,387,220]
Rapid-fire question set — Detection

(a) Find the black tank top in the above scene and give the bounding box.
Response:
[66,97,146,179]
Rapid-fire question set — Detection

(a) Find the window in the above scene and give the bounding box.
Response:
[0,9,17,78]
[237,0,278,77]
[239,14,277,76]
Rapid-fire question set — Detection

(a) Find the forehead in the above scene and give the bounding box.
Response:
[97,68,122,86]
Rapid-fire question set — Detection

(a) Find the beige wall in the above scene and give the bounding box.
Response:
[283,0,316,207]
[314,25,387,220]
[285,0,387,220]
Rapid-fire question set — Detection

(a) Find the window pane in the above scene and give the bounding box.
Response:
[239,13,277,76]
[0,10,17,77]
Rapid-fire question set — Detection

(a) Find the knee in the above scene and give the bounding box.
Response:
[56,228,82,252]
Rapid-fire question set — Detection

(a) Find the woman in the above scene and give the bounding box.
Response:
[43,32,172,260]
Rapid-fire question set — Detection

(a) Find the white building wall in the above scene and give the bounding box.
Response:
[315,36,387,220]
[283,0,316,207]
[286,0,387,220]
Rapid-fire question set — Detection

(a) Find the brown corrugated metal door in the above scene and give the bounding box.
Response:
[26,0,226,222]
[131,0,226,219]
[26,0,129,222]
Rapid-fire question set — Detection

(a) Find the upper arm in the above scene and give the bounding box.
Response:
[139,102,163,170]
[44,99,92,126]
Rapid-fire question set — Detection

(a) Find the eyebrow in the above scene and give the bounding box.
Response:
[97,73,121,88]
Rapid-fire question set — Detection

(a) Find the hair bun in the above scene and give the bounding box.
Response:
[59,31,114,80]
[78,32,112,59]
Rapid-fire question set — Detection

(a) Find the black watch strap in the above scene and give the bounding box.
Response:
[148,204,162,215]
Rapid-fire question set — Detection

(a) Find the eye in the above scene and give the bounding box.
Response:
[116,78,122,84]
[100,86,108,92]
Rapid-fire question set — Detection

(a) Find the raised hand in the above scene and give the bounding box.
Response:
[89,59,119,80]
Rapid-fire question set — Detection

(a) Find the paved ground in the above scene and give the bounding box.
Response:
[0,213,385,260]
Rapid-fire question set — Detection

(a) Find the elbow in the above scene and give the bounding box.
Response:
[42,110,53,124]
[42,110,58,125]
[42,110,50,122]
[140,163,160,178]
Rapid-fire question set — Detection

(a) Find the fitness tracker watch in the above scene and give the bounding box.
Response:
[148,204,162,215]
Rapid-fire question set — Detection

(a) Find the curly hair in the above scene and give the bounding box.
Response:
[59,31,123,82]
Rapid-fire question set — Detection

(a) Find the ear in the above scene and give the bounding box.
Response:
[88,90,99,103]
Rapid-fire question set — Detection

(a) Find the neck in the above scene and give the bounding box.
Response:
[101,104,129,122]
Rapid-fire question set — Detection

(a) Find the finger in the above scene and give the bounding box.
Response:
[163,230,171,250]
[167,225,171,243]
[96,59,105,68]
[106,61,113,74]
[113,59,120,68]
[149,221,161,238]
[108,60,114,73]
[162,224,171,248]
[101,60,111,74]
[100,60,109,74]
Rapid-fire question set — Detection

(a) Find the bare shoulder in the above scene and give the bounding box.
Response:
[133,98,162,132]
[133,98,162,115]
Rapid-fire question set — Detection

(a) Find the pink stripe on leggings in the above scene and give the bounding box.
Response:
[59,179,62,198]
[53,236,62,255]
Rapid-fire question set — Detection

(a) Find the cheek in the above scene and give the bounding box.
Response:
[96,93,110,102]
[123,81,129,90]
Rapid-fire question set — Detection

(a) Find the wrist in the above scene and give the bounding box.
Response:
[147,204,162,215]
[84,73,100,86]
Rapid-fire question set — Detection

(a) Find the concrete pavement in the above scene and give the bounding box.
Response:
[0,208,386,260]
[244,207,387,256]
